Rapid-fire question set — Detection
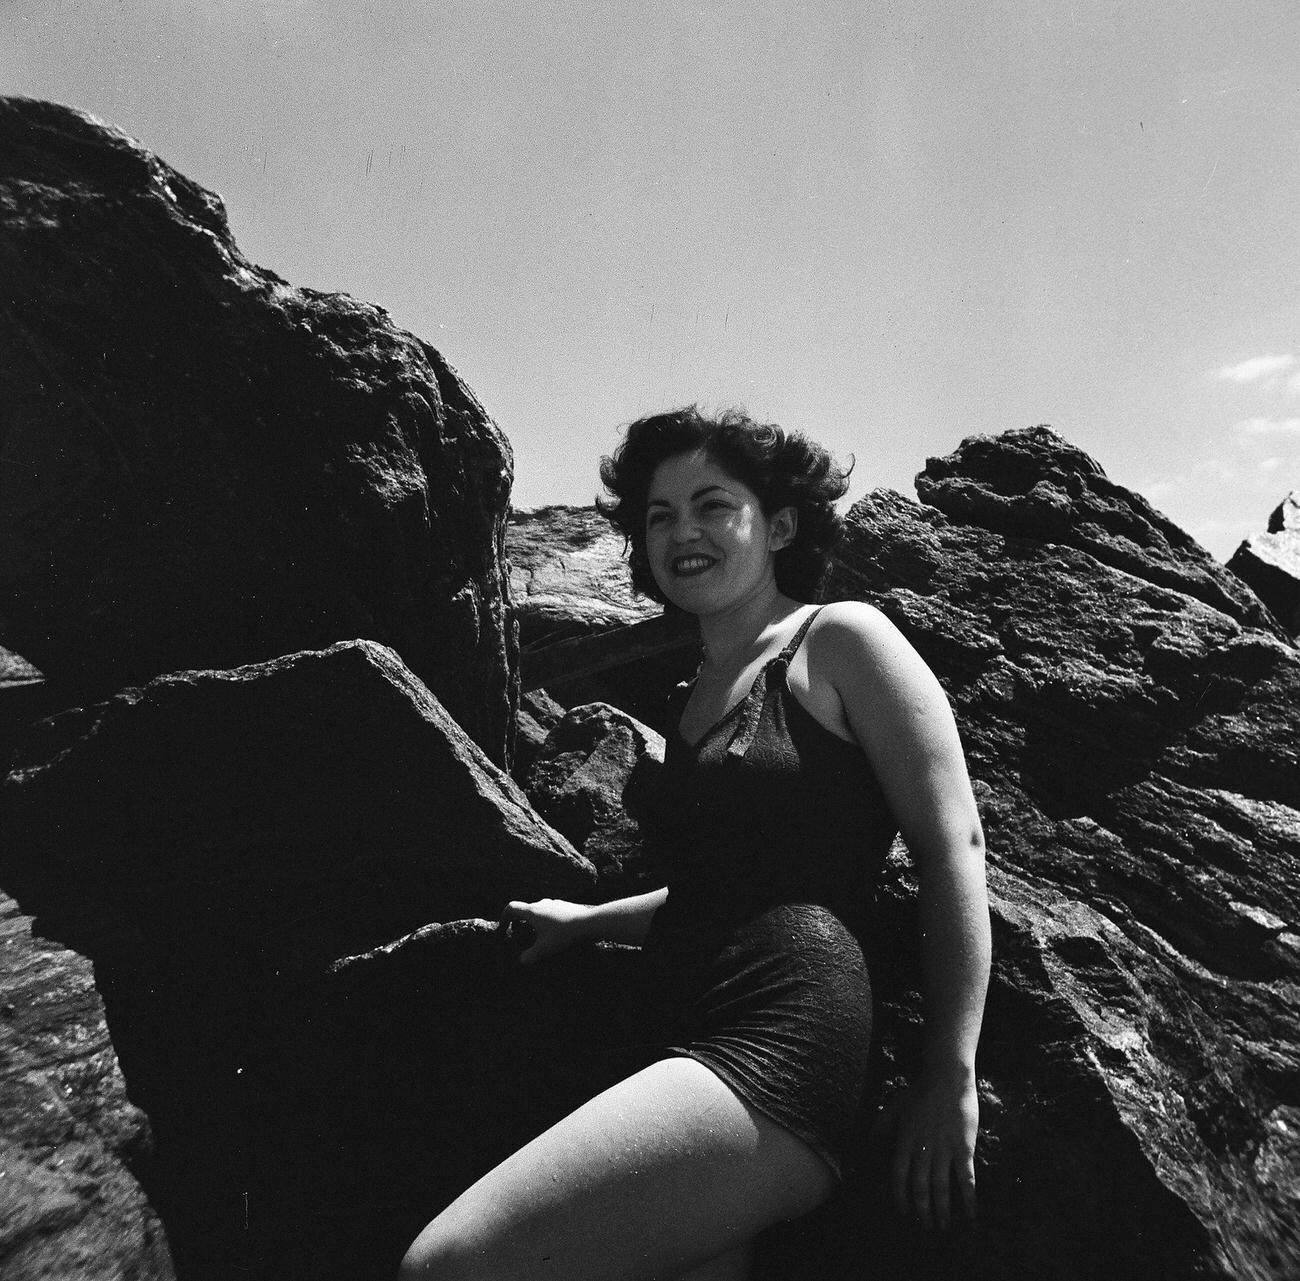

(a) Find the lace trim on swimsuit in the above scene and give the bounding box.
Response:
[724,607,823,759]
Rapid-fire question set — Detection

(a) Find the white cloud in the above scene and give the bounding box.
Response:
[1289,370,1300,396]
[1232,417,1300,436]
[1215,354,1296,384]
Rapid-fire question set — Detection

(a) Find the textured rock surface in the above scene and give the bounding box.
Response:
[916,425,1288,638]
[0,641,593,1279]
[509,504,656,638]
[521,702,665,899]
[0,97,515,764]
[0,647,47,775]
[1229,491,1300,636]
[0,892,174,1281]
[2,639,591,973]
[821,426,1300,1279]
[508,504,696,728]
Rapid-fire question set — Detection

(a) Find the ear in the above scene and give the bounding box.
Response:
[767,506,797,552]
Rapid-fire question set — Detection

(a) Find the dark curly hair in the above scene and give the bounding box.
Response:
[597,406,852,605]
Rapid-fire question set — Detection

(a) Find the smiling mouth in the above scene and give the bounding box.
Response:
[671,555,718,577]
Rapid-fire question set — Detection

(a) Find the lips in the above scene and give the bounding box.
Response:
[671,554,718,577]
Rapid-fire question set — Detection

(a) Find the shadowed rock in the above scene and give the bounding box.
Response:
[0,96,515,765]
[0,893,174,1281]
[0,640,593,1280]
[1229,491,1300,636]
[520,702,665,900]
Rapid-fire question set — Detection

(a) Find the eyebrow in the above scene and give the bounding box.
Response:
[647,484,729,508]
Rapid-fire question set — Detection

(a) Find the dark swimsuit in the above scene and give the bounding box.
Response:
[635,607,899,1177]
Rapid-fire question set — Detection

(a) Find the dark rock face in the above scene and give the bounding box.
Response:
[0,645,47,774]
[0,97,515,764]
[1229,491,1300,636]
[0,892,174,1281]
[916,425,1288,638]
[0,641,593,1279]
[2,639,591,972]
[823,426,1300,1280]
[520,702,665,900]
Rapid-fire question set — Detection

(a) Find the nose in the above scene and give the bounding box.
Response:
[669,512,703,542]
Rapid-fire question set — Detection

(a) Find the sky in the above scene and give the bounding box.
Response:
[3,0,1299,560]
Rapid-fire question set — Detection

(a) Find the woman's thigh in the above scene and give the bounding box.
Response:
[398,1056,834,1281]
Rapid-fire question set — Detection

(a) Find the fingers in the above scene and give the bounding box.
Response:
[498,902,539,958]
[957,1153,978,1223]
[892,1138,976,1233]
[930,1150,952,1232]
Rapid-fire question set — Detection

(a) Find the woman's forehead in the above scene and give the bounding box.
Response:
[647,450,752,502]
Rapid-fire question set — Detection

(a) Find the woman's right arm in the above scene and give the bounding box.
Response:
[500,887,668,965]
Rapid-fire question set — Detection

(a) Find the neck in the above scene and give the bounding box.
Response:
[695,581,802,672]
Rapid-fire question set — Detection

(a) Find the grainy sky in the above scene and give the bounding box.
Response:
[4,0,1298,558]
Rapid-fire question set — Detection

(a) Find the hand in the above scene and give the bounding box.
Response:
[499,898,593,966]
[870,1069,979,1232]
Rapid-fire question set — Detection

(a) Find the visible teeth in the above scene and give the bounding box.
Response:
[673,556,715,573]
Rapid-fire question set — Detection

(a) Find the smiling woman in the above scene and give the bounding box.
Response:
[598,407,850,608]
[399,407,991,1281]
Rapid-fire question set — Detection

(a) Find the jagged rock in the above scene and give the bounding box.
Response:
[508,505,697,728]
[0,640,592,1279]
[521,702,665,899]
[1,639,591,971]
[509,504,655,638]
[916,425,1289,639]
[0,646,47,774]
[0,892,174,1281]
[0,97,515,764]
[513,687,568,780]
[1229,491,1300,636]
[821,427,1300,1280]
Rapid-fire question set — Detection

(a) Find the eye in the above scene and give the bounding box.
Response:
[646,510,669,526]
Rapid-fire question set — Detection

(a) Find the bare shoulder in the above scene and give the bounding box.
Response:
[805,600,955,742]
[808,601,930,684]
[808,599,900,646]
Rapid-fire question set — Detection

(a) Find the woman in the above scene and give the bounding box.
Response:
[399,407,990,1281]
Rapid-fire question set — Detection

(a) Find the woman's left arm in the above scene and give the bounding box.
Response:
[815,601,992,1232]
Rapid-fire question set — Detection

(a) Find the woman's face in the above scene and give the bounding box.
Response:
[643,449,793,615]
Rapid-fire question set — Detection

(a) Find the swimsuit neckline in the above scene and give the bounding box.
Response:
[672,607,856,754]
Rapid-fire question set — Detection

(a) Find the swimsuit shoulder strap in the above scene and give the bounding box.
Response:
[774,605,824,669]
[724,606,824,758]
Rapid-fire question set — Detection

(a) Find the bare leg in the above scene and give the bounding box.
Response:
[398,1056,834,1281]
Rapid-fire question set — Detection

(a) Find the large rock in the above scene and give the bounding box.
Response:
[0,892,174,1281]
[916,425,1288,638]
[0,640,593,1279]
[820,426,1300,1280]
[0,646,47,774]
[0,97,515,764]
[520,702,665,900]
[1229,491,1300,636]
[1,639,591,972]
[508,504,657,637]
[508,504,696,729]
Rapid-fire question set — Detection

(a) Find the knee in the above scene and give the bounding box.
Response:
[397,1219,477,1281]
